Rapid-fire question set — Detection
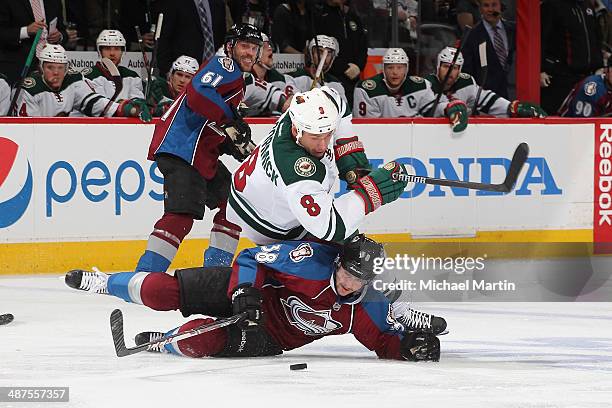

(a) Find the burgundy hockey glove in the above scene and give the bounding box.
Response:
[352,161,408,214]
[444,99,468,133]
[231,284,264,331]
[400,332,440,362]
[508,100,547,118]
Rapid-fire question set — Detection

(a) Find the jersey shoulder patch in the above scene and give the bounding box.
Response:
[21,73,47,95]
[409,75,424,83]
[357,73,387,97]
[454,73,476,89]
[584,81,597,96]
[22,76,36,89]
[403,75,428,92]
[361,79,376,91]
[218,57,235,72]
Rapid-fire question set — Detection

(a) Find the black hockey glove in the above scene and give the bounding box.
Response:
[400,332,440,362]
[231,284,264,331]
[220,109,254,161]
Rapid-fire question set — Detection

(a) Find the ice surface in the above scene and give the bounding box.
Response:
[1,275,611,408]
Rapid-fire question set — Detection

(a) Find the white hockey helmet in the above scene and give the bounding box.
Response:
[171,55,199,75]
[96,29,126,54]
[437,46,464,71]
[38,44,68,64]
[307,35,339,68]
[288,86,340,142]
[382,48,409,91]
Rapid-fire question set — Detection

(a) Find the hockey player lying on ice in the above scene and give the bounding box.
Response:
[65,235,444,361]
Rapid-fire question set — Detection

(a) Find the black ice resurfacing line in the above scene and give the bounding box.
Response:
[393,142,530,193]
[110,309,247,357]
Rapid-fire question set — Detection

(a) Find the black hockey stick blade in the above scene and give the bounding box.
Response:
[0,313,14,325]
[393,143,530,193]
[110,309,248,357]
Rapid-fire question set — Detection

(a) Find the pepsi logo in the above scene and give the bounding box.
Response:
[0,137,32,228]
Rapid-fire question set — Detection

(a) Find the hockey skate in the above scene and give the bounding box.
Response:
[134,331,169,353]
[391,302,447,335]
[64,268,109,294]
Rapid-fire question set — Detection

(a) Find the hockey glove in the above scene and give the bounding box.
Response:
[508,100,547,118]
[400,332,440,362]
[116,98,153,123]
[220,108,253,161]
[444,100,468,133]
[353,161,408,214]
[334,136,372,183]
[231,284,264,331]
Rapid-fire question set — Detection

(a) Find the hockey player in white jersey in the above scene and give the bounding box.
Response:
[243,34,288,117]
[0,73,9,115]
[82,30,145,104]
[353,48,468,132]
[284,35,347,101]
[227,85,409,245]
[14,44,150,119]
[425,47,546,118]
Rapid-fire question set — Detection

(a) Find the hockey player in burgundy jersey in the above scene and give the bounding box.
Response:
[65,235,444,361]
[137,23,264,272]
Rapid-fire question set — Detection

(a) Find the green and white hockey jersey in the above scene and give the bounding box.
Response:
[425,72,511,117]
[227,89,366,245]
[243,68,286,116]
[146,76,176,117]
[353,73,447,118]
[0,74,9,115]
[82,62,144,102]
[15,71,119,117]
[283,68,347,102]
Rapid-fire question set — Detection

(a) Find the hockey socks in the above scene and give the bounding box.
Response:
[204,203,241,267]
[108,272,180,309]
[136,213,194,272]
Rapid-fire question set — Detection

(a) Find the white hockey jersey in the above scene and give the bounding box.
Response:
[283,68,347,102]
[0,75,10,115]
[243,68,287,116]
[353,73,447,118]
[15,71,119,117]
[227,88,367,245]
[425,72,511,117]
[82,61,144,102]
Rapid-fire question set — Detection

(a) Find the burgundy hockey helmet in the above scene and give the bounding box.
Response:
[339,234,385,283]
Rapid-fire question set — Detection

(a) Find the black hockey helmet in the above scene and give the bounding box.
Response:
[339,234,385,283]
[224,23,264,55]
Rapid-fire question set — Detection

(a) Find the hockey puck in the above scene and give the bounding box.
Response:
[290,363,307,371]
[0,313,14,325]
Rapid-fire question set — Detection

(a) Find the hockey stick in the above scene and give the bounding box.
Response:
[145,13,164,100]
[110,309,248,357]
[9,28,42,116]
[392,142,529,193]
[310,49,328,90]
[0,313,14,326]
[429,25,472,117]
[135,26,152,86]
[471,41,488,116]
[100,57,123,117]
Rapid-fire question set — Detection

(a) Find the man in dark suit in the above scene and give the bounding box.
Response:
[155,0,227,77]
[461,0,515,99]
[0,0,68,85]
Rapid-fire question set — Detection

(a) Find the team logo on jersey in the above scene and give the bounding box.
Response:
[459,72,470,79]
[362,79,376,91]
[349,21,358,31]
[294,157,316,177]
[289,243,313,262]
[281,296,343,336]
[409,76,424,83]
[585,81,597,96]
[81,67,93,75]
[22,77,35,88]
[383,161,397,171]
[219,57,235,72]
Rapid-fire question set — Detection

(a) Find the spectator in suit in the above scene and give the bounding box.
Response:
[461,0,515,99]
[155,0,227,76]
[540,0,604,114]
[271,0,315,53]
[0,0,68,85]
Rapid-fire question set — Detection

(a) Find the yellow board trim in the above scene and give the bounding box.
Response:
[0,229,594,275]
